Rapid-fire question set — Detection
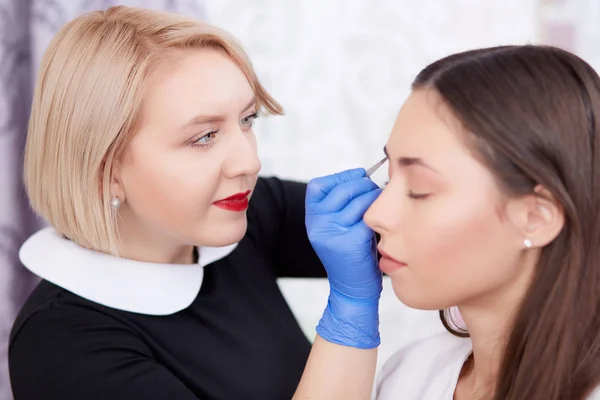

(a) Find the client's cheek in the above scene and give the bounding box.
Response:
[409,214,485,272]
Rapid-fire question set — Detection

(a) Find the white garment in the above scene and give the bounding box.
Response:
[19,227,237,315]
[376,331,600,400]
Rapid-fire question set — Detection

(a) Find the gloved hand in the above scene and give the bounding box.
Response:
[305,168,382,349]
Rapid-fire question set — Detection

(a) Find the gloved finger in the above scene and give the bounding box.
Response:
[306,168,366,204]
[336,188,381,226]
[312,177,379,214]
[349,219,379,247]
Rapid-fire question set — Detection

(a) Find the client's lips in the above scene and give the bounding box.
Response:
[213,190,252,212]
[377,247,407,274]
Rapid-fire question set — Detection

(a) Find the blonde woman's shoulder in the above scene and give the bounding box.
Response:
[376,331,472,400]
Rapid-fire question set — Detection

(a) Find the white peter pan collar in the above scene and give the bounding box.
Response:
[19,227,237,315]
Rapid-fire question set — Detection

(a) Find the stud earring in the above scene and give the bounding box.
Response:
[524,238,532,248]
[110,196,121,210]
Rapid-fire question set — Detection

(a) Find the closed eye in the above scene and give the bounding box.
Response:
[407,191,430,199]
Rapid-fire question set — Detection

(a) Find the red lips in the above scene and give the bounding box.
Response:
[213,190,252,212]
[377,247,407,274]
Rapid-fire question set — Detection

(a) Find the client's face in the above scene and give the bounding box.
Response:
[364,89,527,310]
[113,48,261,248]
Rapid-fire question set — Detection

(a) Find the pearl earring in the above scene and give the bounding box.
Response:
[524,238,532,248]
[110,196,121,210]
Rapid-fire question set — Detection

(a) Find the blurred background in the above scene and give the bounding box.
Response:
[1,0,599,398]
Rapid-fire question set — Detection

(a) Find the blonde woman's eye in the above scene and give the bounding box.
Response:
[241,112,259,127]
[191,130,218,148]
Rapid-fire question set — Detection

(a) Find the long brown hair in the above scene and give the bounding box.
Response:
[413,45,600,399]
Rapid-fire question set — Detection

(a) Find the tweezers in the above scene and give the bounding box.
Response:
[366,156,388,177]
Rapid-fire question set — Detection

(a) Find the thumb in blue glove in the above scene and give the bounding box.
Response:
[305,168,382,349]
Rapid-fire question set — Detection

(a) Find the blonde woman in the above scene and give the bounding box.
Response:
[8,6,327,400]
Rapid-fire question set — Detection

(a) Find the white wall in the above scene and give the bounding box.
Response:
[205,0,540,181]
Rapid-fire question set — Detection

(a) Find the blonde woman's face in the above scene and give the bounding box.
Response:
[113,48,261,248]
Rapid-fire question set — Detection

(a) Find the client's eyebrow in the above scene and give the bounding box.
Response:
[383,146,440,174]
[179,97,257,130]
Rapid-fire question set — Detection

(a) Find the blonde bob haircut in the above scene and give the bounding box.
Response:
[24,6,283,256]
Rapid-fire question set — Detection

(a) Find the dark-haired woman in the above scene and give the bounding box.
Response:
[294,45,600,400]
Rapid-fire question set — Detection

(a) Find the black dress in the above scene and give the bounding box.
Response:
[9,177,326,400]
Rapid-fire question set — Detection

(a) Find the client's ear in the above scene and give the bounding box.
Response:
[505,185,564,249]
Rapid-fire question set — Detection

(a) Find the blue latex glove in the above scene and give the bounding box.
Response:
[305,168,382,349]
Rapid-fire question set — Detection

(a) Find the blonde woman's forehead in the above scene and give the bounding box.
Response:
[140,49,254,124]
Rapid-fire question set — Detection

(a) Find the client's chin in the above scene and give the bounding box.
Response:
[390,280,453,312]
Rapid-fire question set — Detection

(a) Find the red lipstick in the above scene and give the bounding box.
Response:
[213,190,251,212]
[377,247,407,274]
